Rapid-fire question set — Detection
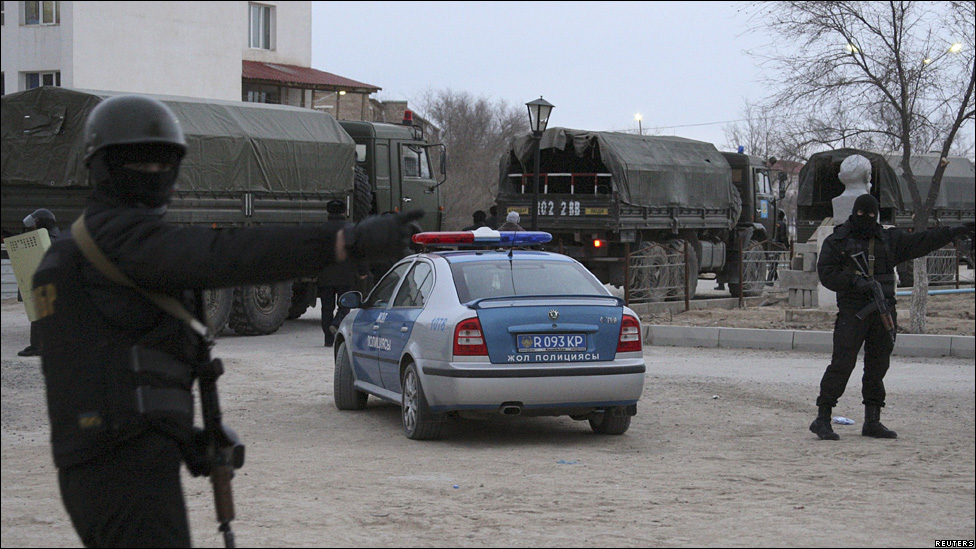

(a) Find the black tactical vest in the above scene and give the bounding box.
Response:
[32,238,194,469]
[840,234,898,299]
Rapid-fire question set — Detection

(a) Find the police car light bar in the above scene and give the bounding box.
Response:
[413,227,552,246]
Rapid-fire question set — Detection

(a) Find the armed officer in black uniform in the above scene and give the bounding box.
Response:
[31,95,421,547]
[810,193,974,441]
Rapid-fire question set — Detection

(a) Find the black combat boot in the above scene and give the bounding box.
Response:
[862,405,897,439]
[809,405,839,440]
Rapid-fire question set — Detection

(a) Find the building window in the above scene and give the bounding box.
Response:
[24,1,59,25]
[25,71,60,90]
[249,3,273,50]
[243,83,279,104]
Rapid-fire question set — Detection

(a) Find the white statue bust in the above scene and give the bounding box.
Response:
[832,154,872,223]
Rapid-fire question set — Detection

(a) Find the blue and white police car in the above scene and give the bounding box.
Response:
[332,229,645,440]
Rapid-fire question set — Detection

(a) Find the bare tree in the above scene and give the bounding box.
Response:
[753,0,975,333]
[418,90,528,229]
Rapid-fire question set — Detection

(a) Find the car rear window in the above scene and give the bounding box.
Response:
[450,259,607,303]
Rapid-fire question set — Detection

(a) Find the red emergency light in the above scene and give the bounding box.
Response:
[402,110,414,125]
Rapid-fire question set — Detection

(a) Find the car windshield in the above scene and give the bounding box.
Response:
[450,258,607,303]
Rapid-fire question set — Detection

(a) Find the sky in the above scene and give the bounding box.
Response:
[311,1,774,150]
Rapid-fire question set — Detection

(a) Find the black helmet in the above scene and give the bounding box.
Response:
[326,199,346,215]
[83,95,187,166]
[23,208,57,230]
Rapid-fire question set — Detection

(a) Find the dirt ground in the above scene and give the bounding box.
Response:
[2,296,974,548]
[642,292,975,336]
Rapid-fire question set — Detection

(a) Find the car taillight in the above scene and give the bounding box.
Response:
[453,317,488,356]
[617,314,642,353]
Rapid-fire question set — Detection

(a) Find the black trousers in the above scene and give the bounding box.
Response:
[319,284,352,336]
[816,308,897,409]
[58,431,191,548]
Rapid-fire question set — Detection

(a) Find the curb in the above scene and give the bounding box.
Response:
[643,325,975,359]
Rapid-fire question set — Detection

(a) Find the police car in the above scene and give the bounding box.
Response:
[332,229,645,440]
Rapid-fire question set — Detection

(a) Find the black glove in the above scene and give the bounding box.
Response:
[950,221,975,239]
[853,276,874,295]
[345,210,424,261]
[182,427,212,477]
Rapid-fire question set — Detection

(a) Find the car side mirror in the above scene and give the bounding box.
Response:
[339,291,363,309]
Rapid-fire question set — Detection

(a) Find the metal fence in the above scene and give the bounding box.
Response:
[626,241,692,306]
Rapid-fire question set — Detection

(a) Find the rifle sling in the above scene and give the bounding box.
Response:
[71,215,211,341]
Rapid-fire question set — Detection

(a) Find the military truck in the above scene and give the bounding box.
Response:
[796,148,974,284]
[1,86,446,335]
[494,128,782,300]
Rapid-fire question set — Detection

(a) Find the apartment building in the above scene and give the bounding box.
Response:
[0,1,400,123]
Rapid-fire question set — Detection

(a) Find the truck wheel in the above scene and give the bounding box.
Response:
[228,281,293,336]
[401,362,442,440]
[667,239,699,300]
[353,165,373,222]
[629,242,670,302]
[588,410,632,435]
[729,240,766,298]
[203,287,234,336]
[334,341,368,410]
[287,281,313,319]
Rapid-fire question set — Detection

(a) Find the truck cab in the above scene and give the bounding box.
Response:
[720,152,777,243]
[339,119,445,232]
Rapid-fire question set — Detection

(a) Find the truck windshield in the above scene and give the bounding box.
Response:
[403,144,432,179]
[754,169,771,195]
[450,259,608,302]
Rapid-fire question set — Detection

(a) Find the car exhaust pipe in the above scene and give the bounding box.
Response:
[499,403,522,416]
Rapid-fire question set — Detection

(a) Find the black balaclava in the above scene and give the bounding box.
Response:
[849,193,880,237]
[89,144,183,208]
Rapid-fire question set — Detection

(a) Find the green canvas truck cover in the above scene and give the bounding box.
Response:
[797,148,904,210]
[498,128,736,214]
[1,86,355,195]
[882,153,975,211]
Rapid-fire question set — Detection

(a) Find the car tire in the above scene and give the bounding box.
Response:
[588,411,631,435]
[334,341,368,410]
[401,362,442,440]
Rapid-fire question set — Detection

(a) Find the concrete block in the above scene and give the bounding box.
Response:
[792,330,834,353]
[789,289,801,307]
[718,328,794,350]
[791,256,803,270]
[950,336,975,359]
[645,325,719,348]
[803,253,818,272]
[893,334,954,357]
[777,270,820,290]
[794,243,818,255]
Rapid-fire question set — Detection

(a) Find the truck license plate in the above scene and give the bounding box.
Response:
[517,334,586,352]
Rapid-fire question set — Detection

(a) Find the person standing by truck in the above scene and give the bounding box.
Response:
[318,200,369,346]
[31,94,422,547]
[809,193,974,441]
[17,208,62,357]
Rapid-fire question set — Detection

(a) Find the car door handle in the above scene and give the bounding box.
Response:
[400,326,409,333]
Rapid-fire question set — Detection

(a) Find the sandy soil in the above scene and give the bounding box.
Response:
[642,292,975,336]
[2,297,974,547]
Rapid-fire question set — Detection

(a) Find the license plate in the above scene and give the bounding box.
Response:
[517,334,586,352]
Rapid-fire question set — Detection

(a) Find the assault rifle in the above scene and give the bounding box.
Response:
[194,292,245,549]
[850,251,896,344]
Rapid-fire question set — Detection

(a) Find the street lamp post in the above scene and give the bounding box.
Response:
[526,96,554,230]
[635,113,642,136]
